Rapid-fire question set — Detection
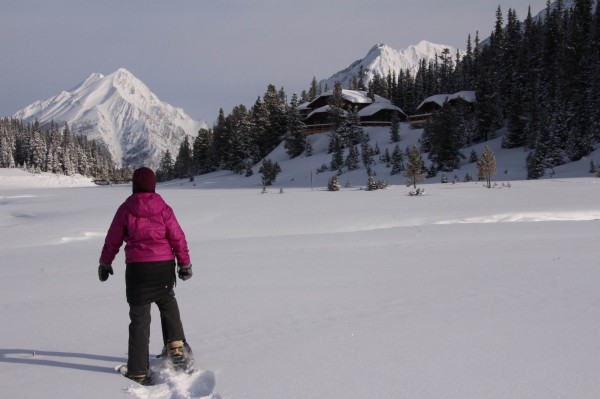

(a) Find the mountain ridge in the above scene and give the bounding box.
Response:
[14,68,208,168]
[319,40,462,90]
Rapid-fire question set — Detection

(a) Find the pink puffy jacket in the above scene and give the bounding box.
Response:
[100,193,191,266]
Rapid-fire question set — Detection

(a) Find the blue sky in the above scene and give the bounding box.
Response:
[1,0,549,124]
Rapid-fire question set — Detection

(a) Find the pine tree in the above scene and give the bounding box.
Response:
[336,106,364,147]
[174,136,193,178]
[423,102,463,172]
[469,148,478,163]
[389,111,400,143]
[157,149,175,181]
[259,158,281,186]
[366,174,378,191]
[526,148,546,179]
[390,144,404,175]
[361,140,374,169]
[223,104,256,173]
[260,84,287,157]
[329,133,344,171]
[211,108,228,168]
[30,130,46,172]
[345,145,360,171]
[305,139,313,157]
[309,77,319,101]
[193,128,215,174]
[61,123,75,175]
[284,93,307,158]
[328,80,345,129]
[327,175,340,191]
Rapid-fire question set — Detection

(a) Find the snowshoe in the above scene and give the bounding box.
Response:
[164,340,195,373]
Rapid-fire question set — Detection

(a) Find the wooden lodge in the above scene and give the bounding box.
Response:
[300,89,407,135]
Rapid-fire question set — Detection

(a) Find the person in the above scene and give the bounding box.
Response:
[98,167,193,385]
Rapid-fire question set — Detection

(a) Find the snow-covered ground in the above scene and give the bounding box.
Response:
[1,124,600,399]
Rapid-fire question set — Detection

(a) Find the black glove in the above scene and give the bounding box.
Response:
[98,263,114,282]
[178,264,193,281]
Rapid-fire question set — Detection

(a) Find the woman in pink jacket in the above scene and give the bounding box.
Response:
[98,167,193,385]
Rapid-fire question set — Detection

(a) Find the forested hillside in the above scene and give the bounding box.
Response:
[163,0,599,182]
[0,118,123,181]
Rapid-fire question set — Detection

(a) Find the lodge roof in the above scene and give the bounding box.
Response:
[358,102,407,118]
[416,90,476,111]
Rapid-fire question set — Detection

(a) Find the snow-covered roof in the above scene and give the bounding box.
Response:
[297,102,311,110]
[306,105,349,120]
[358,102,406,117]
[306,89,397,113]
[372,94,391,104]
[340,89,373,104]
[307,104,330,117]
[307,89,373,109]
[417,90,476,110]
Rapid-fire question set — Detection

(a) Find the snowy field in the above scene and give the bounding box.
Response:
[1,126,600,399]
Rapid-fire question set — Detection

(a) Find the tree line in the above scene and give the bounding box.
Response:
[156,85,306,182]
[410,0,599,179]
[0,118,123,181]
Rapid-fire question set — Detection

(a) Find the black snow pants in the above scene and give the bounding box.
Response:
[125,260,186,376]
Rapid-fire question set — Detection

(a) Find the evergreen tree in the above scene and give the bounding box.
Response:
[526,148,545,180]
[389,111,400,143]
[390,144,404,175]
[211,108,228,168]
[366,174,378,191]
[174,136,193,178]
[345,145,360,171]
[284,93,307,158]
[305,138,313,157]
[61,123,75,175]
[309,77,319,101]
[259,158,281,186]
[336,106,364,147]
[329,133,344,171]
[423,102,463,172]
[260,84,287,157]
[30,130,47,173]
[193,128,216,174]
[250,98,268,162]
[328,80,346,129]
[157,149,175,181]
[223,104,256,173]
[327,175,340,191]
[469,148,478,163]
[361,140,374,169]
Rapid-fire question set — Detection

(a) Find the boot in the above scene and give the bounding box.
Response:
[167,340,194,372]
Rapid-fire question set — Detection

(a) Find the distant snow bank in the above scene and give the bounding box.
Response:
[0,168,95,188]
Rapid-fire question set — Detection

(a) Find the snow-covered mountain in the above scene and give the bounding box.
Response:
[14,68,208,168]
[320,40,462,90]
[533,0,594,21]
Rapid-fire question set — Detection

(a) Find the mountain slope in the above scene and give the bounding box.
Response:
[14,68,208,168]
[320,40,462,90]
